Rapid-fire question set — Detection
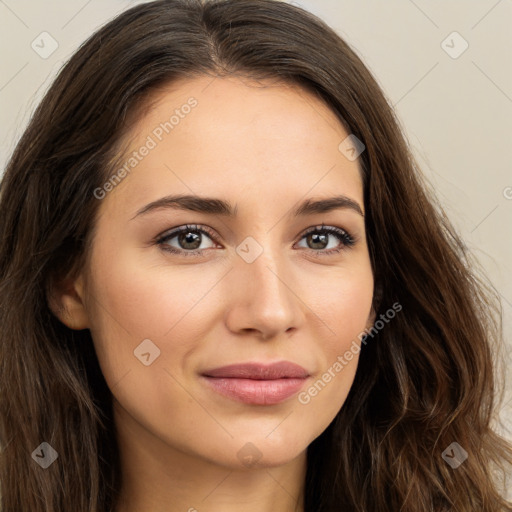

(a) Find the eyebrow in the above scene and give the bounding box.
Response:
[131,194,364,220]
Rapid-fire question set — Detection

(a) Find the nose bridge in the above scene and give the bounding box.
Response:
[227,230,303,337]
[244,241,288,300]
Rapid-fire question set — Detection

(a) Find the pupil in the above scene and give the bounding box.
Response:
[180,231,201,250]
[310,233,327,249]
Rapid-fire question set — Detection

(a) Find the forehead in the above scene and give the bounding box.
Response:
[99,75,364,218]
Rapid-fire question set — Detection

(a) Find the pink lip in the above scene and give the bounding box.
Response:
[201,361,310,405]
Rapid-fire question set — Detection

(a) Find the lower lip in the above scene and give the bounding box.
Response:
[201,376,308,405]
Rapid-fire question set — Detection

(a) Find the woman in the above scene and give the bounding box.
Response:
[0,0,510,510]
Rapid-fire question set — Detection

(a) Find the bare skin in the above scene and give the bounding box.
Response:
[50,75,375,512]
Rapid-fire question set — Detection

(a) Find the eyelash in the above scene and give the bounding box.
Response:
[155,223,356,258]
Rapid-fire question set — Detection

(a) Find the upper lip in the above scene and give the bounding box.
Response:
[201,361,309,380]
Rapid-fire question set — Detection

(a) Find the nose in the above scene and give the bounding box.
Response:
[223,241,306,341]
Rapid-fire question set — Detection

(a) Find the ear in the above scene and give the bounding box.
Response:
[47,273,90,330]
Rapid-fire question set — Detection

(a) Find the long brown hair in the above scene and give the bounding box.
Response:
[0,0,510,510]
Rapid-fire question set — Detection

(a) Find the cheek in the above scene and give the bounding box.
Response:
[295,265,373,420]
[88,248,213,338]
[84,251,210,434]
[307,263,374,348]
[84,246,210,392]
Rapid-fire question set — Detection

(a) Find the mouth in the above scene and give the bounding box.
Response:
[200,361,310,405]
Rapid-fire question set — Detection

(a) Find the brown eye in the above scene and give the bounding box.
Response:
[296,225,356,255]
[157,225,217,257]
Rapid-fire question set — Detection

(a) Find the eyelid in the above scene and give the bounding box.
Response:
[155,224,218,245]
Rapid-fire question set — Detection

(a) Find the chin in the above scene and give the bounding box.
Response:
[210,433,309,471]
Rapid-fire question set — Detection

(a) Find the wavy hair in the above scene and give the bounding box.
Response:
[0,0,510,510]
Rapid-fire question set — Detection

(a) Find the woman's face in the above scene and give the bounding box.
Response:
[70,75,375,469]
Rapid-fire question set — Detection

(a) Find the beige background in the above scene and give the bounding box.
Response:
[0,0,511,487]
